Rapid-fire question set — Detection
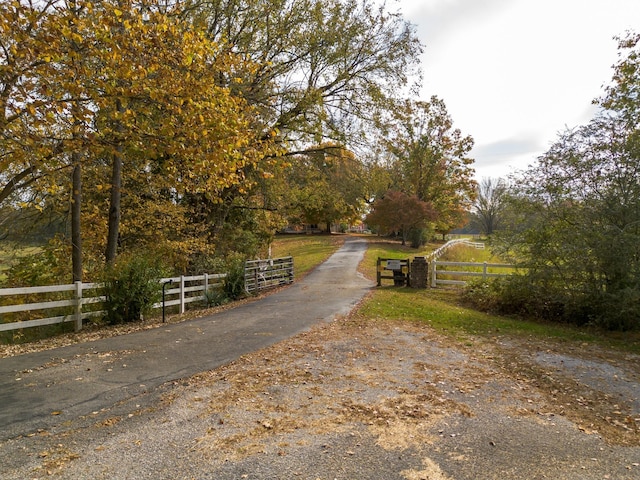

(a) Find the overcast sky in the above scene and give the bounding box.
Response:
[392,0,639,180]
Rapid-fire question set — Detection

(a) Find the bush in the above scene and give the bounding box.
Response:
[590,288,640,331]
[204,287,229,307]
[102,254,168,325]
[223,255,246,300]
[463,275,559,318]
[463,275,640,331]
[408,228,429,248]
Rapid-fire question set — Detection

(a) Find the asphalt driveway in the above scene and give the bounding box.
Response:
[0,237,373,440]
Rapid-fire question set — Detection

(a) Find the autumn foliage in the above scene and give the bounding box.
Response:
[365,190,436,245]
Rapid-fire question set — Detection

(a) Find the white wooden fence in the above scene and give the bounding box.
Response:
[0,273,226,334]
[430,261,514,287]
[426,238,485,262]
[424,239,514,287]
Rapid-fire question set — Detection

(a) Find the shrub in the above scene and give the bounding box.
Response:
[204,287,229,307]
[408,227,429,248]
[102,254,168,325]
[463,275,640,331]
[223,255,246,300]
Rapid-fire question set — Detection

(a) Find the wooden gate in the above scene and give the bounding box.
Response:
[244,257,294,294]
[376,257,410,286]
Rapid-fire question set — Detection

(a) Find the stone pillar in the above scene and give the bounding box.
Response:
[410,257,428,288]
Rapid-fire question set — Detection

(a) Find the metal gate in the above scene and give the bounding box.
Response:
[244,256,294,294]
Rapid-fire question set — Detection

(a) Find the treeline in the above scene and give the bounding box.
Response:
[1,0,480,287]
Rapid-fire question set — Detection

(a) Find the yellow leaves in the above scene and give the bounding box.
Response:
[113,8,123,17]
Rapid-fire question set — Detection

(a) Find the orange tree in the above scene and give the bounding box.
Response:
[365,190,436,246]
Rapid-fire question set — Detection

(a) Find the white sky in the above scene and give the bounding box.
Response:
[392,0,640,180]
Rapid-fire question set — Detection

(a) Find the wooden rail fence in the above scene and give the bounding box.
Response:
[0,273,226,334]
[431,261,515,287]
[426,238,484,262]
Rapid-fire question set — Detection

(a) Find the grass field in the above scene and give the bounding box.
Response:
[270,233,345,278]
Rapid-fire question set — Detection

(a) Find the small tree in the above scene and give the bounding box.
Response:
[365,190,436,245]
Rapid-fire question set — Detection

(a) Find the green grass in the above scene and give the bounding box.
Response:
[438,244,498,263]
[356,238,640,355]
[270,234,345,277]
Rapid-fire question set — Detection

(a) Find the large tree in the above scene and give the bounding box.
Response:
[381,97,476,238]
[493,25,640,327]
[495,113,639,330]
[492,31,640,330]
[365,190,435,245]
[176,0,423,244]
[1,0,276,281]
[188,0,423,148]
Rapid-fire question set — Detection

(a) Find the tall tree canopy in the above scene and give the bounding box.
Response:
[377,97,476,239]
[171,0,424,245]
[1,0,277,281]
[187,0,423,149]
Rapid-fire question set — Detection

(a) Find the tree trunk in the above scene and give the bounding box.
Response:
[105,99,124,265]
[71,154,82,282]
[105,144,123,265]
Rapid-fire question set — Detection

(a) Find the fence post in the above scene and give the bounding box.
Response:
[377,257,381,286]
[287,257,294,283]
[254,264,259,292]
[483,262,488,280]
[74,281,83,332]
[204,273,209,302]
[430,260,437,288]
[180,275,185,314]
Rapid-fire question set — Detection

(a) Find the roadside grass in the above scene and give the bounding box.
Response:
[357,238,640,355]
[269,234,345,277]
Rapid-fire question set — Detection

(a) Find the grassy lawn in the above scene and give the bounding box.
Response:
[356,237,640,355]
[270,234,346,278]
